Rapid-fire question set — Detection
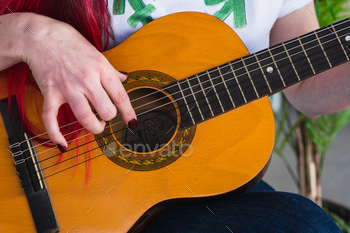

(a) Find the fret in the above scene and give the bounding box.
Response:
[283,39,314,80]
[269,45,298,86]
[177,82,195,125]
[267,48,286,87]
[229,63,247,103]
[332,18,350,57]
[188,75,213,120]
[232,59,258,102]
[331,24,349,60]
[217,65,236,108]
[241,55,271,97]
[259,48,286,92]
[186,78,205,121]
[299,32,330,73]
[196,74,215,116]
[297,38,316,74]
[207,67,235,111]
[197,72,223,115]
[282,42,300,81]
[254,54,272,93]
[166,83,190,127]
[316,26,348,67]
[314,31,332,67]
[219,62,246,107]
[179,79,202,123]
[241,58,259,98]
[206,70,225,112]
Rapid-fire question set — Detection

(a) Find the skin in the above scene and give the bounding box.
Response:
[0,1,349,149]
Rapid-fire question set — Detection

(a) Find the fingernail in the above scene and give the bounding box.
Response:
[57,143,67,153]
[128,118,137,129]
[120,71,128,76]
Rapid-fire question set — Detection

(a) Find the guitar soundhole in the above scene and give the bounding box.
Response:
[96,70,196,171]
[119,88,177,153]
[122,109,177,152]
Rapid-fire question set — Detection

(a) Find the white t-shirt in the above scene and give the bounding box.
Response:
[107,0,312,52]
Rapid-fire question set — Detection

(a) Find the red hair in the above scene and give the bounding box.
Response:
[1,0,113,144]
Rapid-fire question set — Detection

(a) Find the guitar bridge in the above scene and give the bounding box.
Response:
[1,98,59,233]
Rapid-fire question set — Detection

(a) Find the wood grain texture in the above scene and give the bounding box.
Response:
[0,12,274,232]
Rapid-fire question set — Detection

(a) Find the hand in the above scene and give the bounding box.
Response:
[21,13,136,152]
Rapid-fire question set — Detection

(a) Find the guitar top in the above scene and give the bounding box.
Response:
[0,12,276,232]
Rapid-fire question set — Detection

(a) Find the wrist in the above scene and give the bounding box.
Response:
[20,12,55,65]
[0,13,32,70]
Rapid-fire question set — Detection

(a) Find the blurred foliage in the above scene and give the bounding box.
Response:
[324,207,350,233]
[315,0,350,27]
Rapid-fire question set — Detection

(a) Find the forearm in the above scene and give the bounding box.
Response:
[284,62,350,118]
[0,13,30,71]
[271,1,350,117]
[1,12,136,148]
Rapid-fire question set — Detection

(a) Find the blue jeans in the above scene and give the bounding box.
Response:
[141,181,341,232]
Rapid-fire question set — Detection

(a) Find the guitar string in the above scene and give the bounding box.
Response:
[26,73,267,173]
[36,110,181,166]
[10,19,350,148]
[17,18,350,182]
[9,35,348,164]
[24,47,335,175]
[8,26,350,159]
[15,47,342,176]
[9,44,349,168]
[25,89,257,179]
[38,121,180,174]
[24,70,280,173]
[24,51,331,181]
[19,55,346,180]
[21,96,212,174]
[10,21,350,149]
[23,90,221,171]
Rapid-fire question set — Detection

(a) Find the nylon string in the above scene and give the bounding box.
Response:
[8,21,350,177]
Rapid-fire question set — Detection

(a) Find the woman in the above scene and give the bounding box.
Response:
[0,0,347,232]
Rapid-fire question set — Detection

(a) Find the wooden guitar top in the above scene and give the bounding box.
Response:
[0,12,274,232]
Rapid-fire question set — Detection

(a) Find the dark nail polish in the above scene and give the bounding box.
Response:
[57,143,67,153]
[128,118,138,130]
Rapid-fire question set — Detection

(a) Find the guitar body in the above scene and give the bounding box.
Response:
[0,12,274,232]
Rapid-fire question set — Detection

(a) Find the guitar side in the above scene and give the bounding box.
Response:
[0,12,274,233]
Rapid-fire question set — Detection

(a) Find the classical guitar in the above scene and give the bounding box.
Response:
[0,12,349,232]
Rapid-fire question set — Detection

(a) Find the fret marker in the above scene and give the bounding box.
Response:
[266,67,274,73]
[345,36,350,42]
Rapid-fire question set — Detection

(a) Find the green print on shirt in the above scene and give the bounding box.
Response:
[113,0,246,29]
[113,0,156,28]
[205,0,247,29]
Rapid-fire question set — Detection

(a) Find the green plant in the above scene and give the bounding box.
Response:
[315,0,350,27]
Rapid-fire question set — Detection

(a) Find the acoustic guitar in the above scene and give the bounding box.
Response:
[0,12,348,232]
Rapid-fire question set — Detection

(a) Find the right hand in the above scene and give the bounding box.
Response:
[20,13,137,151]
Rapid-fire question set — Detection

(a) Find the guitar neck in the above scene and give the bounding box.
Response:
[167,17,350,128]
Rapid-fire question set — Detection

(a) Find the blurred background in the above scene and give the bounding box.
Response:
[264,0,350,231]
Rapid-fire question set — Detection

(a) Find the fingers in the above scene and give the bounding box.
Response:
[117,71,128,82]
[67,92,106,134]
[41,65,134,153]
[42,93,68,152]
[43,89,106,154]
[101,69,137,129]
[84,82,117,122]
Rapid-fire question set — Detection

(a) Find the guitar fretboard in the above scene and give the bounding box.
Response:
[167,17,350,128]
